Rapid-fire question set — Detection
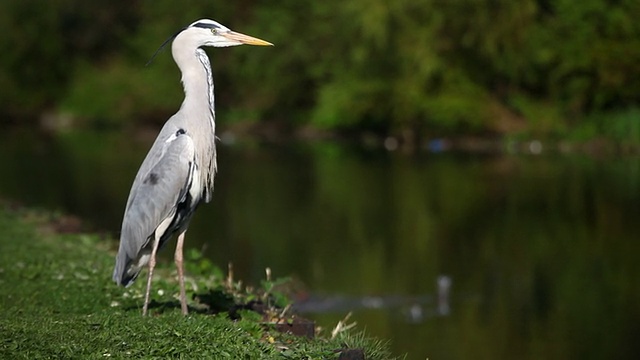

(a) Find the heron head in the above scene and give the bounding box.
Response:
[146,19,272,66]
[181,19,273,48]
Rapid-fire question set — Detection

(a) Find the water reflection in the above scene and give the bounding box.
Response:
[1,128,639,359]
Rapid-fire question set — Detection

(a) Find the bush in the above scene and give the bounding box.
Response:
[2,0,639,140]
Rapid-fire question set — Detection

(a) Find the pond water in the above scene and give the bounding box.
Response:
[1,127,639,359]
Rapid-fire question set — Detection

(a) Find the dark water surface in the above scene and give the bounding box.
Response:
[1,128,639,359]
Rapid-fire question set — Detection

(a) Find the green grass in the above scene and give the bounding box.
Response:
[0,205,398,359]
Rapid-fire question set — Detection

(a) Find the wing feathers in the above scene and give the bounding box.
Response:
[113,131,197,285]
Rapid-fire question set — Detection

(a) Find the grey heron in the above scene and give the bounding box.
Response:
[112,19,272,316]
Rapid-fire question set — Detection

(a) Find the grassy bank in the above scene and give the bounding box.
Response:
[0,205,398,359]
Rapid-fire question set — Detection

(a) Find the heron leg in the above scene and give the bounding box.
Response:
[142,234,161,316]
[175,231,189,315]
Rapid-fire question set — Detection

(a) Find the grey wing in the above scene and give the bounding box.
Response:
[113,130,196,286]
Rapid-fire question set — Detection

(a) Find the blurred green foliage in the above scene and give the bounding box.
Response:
[1,0,639,138]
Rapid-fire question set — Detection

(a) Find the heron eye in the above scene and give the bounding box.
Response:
[211,28,218,35]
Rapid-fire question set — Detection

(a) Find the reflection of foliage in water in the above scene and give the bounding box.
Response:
[0,129,639,359]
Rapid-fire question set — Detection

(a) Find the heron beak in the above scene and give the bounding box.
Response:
[222,31,273,46]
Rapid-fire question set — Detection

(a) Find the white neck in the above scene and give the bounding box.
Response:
[172,39,216,132]
[171,35,218,201]
[184,50,215,120]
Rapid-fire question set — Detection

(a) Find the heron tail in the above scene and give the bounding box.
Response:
[112,250,142,287]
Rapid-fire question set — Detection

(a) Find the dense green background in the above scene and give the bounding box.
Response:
[1,0,639,140]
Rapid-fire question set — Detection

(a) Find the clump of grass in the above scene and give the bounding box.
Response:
[0,204,400,359]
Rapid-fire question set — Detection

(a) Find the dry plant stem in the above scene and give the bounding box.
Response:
[227,262,234,290]
[331,312,357,339]
[279,304,292,319]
